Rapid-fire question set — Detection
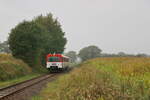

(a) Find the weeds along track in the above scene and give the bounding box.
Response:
[0,74,57,100]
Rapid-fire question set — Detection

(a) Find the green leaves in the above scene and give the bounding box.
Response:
[78,45,102,61]
[9,21,44,67]
[0,41,11,53]
[65,51,77,63]
[8,13,67,68]
[34,13,67,54]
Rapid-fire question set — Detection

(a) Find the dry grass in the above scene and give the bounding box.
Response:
[32,57,150,100]
[0,53,32,81]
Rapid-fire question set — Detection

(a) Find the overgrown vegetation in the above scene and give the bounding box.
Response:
[0,54,32,81]
[32,57,150,100]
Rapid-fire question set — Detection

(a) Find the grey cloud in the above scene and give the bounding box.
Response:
[0,0,150,54]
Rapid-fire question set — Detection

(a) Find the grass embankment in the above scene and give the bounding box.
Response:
[0,73,41,88]
[0,54,43,88]
[32,57,150,100]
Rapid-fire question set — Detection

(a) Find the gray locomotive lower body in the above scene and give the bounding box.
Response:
[47,62,69,72]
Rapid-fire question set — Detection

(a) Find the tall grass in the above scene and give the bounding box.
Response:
[32,57,150,100]
[0,53,32,81]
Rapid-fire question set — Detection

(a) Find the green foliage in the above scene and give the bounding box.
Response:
[65,51,77,63]
[8,13,67,68]
[0,41,11,53]
[100,52,149,57]
[8,21,44,67]
[136,53,148,57]
[33,14,67,54]
[33,14,67,66]
[78,45,102,61]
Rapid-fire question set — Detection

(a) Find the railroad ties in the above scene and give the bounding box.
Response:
[0,74,56,100]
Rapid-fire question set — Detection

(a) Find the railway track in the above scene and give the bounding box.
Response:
[0,74,57,100]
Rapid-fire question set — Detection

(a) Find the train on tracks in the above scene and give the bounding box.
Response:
[46,54,70,72]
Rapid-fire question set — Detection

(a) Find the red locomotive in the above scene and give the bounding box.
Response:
[46,54,70,71]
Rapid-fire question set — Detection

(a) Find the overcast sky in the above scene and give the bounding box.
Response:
[0,0,150,54]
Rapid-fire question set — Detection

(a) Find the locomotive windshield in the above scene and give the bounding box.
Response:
[48,57,60,62]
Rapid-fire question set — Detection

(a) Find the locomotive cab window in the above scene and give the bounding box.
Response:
[48,57,60,62]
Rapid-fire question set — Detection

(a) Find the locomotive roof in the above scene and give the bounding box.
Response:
[47,54,69,58]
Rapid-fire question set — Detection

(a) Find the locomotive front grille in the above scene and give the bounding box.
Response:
[50,66,58,69]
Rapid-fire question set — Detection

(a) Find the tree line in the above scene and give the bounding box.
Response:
[1,41,149,64]
[65,45,150,63]
[0,13,149,65]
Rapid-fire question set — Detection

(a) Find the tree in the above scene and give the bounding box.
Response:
[136,53,148,57]
[33,14,67,66]
[0,41,11,53]
[65,51,77,63]
[8,13,67,68]
[34,14,67,54]
[118,52,126,57]
[8,21,45,67]
[78,45,102,61]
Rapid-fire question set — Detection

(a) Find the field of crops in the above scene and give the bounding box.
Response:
[32,57,150,100]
